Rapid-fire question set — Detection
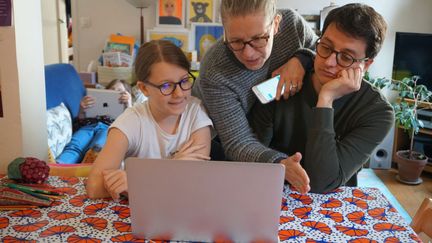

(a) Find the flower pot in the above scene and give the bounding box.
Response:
[395,150,428,185]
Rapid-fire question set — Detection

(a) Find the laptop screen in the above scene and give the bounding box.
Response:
[125,158,285,242]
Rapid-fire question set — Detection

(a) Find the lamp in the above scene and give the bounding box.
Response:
[126,0,152,45]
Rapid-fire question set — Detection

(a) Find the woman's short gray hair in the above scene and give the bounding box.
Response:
[220,0,277,25]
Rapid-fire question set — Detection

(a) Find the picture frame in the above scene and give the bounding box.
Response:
[156,0,185,27]
[147,29,191,52]
[186,0,215,26]
[191,23,223,60]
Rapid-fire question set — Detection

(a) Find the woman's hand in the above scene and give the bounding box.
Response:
[102,169,128,201]
[80,95,95,110]
[281,152,310,194]
[272,56,306,100]
[118,91,132,107]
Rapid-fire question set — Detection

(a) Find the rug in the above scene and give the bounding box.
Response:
[358,168,412,223]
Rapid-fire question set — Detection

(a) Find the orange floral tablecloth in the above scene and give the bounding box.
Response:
[0,176,421,242]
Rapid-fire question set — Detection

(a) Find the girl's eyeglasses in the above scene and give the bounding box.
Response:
[146,72,196,96]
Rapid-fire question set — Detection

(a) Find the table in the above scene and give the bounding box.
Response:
[0,176,421,242]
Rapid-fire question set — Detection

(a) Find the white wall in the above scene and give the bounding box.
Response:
[72,0,432,79]
[72,0,156,72]
[0,0,47,173]
[42,0,61,64]
[42,0,69,65]
[278,0,432,79]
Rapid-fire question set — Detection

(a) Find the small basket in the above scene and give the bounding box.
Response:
[97,66,133,86]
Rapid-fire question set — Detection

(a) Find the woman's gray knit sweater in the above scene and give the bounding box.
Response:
[193,9,317,163]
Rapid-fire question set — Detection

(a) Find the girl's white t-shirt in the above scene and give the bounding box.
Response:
[111,97,213,159]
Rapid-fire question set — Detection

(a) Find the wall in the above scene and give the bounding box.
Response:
[42,0,61,64]
[42,0,69,64]
[0,0,47,173]
[72,0,432,79]
[72,0,155,72]
[278,0,432,79]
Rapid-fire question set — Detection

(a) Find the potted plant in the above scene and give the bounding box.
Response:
[392,76,432,184]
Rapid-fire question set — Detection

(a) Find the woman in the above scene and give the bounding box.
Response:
[194,0,317,163]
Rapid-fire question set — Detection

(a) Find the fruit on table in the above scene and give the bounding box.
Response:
[7,157,50,184]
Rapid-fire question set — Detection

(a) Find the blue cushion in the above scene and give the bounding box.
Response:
[45,64,86,119]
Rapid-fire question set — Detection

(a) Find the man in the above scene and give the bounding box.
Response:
[251,3,394,193]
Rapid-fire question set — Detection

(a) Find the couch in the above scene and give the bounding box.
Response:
[44,63,92,176]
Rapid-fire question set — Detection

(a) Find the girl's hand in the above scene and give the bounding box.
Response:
[172,139,211,160]
[80,95,95,110]
[118,91,132,107]
[102,169,128,201]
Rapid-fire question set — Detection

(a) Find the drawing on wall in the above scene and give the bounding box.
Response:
[192,23,223,60]
[0,0,12,27]
[187,0,214,24]
[147,29,191,52]
[157,0,185,27]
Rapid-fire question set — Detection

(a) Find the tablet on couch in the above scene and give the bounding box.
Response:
[85,88,126,119]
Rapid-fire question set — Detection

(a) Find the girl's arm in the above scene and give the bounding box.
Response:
[173,126,211,160]
[86,128,129,199]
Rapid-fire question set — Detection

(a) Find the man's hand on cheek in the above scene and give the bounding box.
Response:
[318,67,363,107]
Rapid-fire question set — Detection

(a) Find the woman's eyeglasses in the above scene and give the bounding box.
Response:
[224,20,274,52]
[225,35,271,52]
[146,72,196,96]
[316,39,369,68]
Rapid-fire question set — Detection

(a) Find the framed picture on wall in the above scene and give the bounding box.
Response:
[147,29,191,52]
[186,0,215,25]
[156,0,185,27]
[191,23,223,60]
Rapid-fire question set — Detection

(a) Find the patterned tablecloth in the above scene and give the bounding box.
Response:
[0,176,421,242]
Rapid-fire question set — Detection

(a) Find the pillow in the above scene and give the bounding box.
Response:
[47,102,72,158]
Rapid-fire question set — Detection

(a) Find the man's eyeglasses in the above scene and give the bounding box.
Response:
[316,39,369,68]
[146,72,195,96]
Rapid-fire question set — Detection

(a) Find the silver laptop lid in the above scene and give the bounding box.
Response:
[125,158,285,242]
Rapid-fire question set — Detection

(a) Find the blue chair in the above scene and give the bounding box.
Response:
[45,63,85,119]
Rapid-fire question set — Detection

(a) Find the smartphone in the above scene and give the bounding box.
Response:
[252,75,284,104]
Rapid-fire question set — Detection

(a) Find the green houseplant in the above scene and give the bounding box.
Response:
[391,76,432,184]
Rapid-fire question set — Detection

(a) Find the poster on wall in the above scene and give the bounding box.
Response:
[191,23,223,60]
[187,0,215,25]
[147,29,191,52]
[0,0,12,27]
[157,0,185,27]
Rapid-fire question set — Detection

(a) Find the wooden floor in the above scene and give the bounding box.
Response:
[374,168,432,242]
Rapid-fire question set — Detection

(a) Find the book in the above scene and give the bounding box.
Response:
[102,52,132,67]
[0,186,52,207]
[109,34,135,55]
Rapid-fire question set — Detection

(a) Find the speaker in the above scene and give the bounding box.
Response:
[369,124,395,169]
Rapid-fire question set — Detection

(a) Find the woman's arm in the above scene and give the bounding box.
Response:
[86,128,129,199]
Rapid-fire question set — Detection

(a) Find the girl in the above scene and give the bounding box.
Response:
[86,40,213,200]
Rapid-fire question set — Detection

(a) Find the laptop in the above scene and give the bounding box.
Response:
[125,158,285,242]
[85,88,126,118]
